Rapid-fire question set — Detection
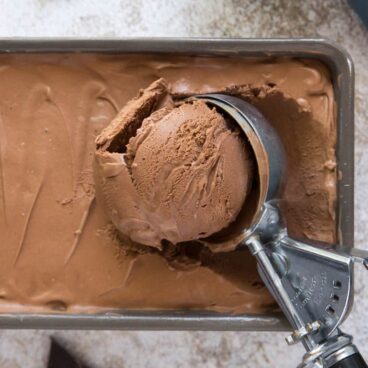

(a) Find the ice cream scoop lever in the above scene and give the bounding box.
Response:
[195,94,368,368]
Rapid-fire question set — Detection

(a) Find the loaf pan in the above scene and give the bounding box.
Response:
[0,38,354,330]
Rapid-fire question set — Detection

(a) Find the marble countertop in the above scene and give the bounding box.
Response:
[0,0,367,367]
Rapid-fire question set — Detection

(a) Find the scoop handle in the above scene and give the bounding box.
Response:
[329,352,367,368]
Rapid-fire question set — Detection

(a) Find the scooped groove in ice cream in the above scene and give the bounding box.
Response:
[94,79,254,249]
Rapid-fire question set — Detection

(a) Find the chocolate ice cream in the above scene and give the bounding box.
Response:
[94,79,254,248]
[0,53,336,314]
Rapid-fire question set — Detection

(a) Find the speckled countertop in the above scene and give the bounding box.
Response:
[0,1,367,367]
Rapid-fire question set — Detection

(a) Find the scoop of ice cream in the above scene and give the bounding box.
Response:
[94,78,254,249]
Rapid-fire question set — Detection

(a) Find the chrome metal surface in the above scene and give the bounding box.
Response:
[344,248,368,269]
[242,203,357,359]
[0,38,354,330]
[248,235,318,352]
[275,237,353,342]
[325,343,358,367]
[0,311,285,330]
[200,81,361,365]
[300,332,354,368]
[286,321,321,346]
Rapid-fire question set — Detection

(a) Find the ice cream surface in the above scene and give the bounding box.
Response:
[0,53,336,314]
[94,79,254,248]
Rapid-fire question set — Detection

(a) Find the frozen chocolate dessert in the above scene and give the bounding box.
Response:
[0,53,335,314]
[94,78,254,249]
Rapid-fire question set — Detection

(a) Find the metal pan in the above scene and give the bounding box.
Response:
[0,38,354,330]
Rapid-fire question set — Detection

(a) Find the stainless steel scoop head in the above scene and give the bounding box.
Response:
[195,94,368,368]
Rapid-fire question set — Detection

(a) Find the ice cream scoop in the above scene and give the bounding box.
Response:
[193,94,368,368]
[193,94,285,239]
[94,79,254,249]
